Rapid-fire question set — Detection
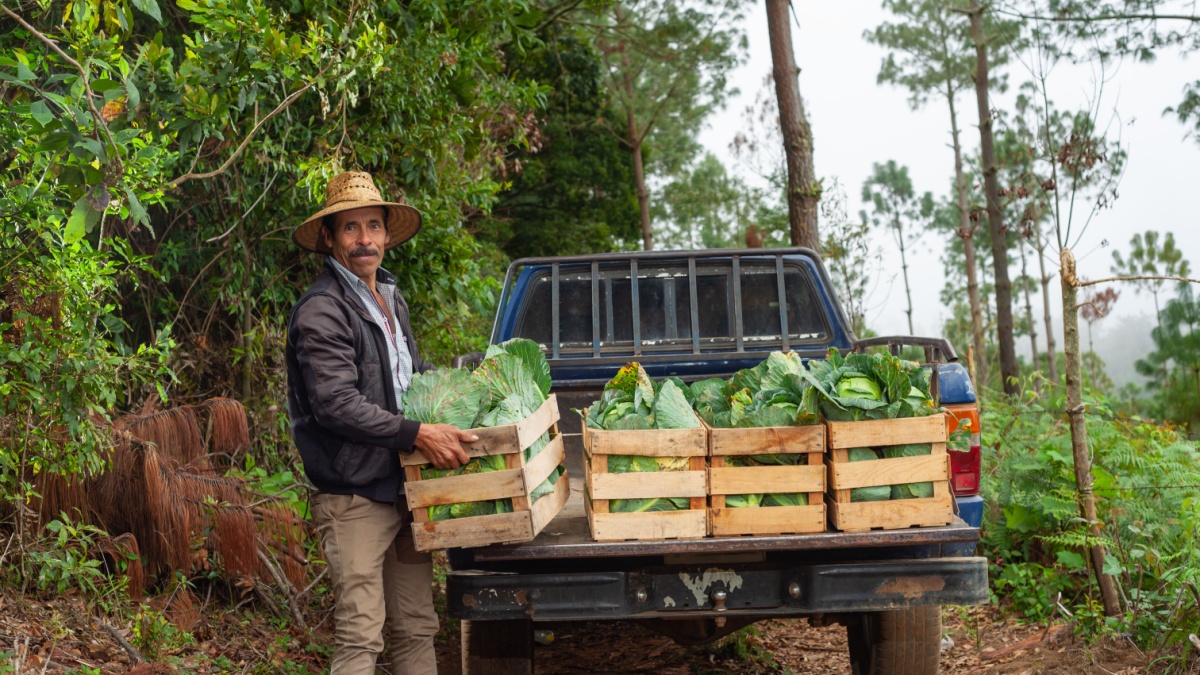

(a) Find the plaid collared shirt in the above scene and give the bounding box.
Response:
[328,257,414,412]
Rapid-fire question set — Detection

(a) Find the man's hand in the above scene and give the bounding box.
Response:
[413,423,476,470]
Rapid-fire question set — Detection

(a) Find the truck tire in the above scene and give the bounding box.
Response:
[846,606,941,675]
[461,619,533,675]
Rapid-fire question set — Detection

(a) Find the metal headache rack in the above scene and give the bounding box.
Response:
[493,247,841,365]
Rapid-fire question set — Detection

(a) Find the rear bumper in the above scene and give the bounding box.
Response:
[448,556,989,622]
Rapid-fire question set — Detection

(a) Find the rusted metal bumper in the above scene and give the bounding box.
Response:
[448,556,988,622]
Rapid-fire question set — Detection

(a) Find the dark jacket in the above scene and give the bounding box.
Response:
[286,261,434,503]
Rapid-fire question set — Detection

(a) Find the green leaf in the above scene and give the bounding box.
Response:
[123,186,148,226]
[124,78,141,109]
[17,61,35,82]
[131,0,163,23]
[1102,554,1122,577]
[1056,550,1087,570]
[30,100,54,126]
[91,78,121,93]
[65,197,100,242]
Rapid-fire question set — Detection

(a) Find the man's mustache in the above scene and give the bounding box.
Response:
[349,247,379,258]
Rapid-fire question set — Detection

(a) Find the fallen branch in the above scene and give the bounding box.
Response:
[100,622,144,665]
[257,547,308,629]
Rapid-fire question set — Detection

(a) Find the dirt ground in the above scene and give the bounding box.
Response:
[1,587,1193,674]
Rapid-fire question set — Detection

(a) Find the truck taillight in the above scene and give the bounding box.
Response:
[944,405,981,497]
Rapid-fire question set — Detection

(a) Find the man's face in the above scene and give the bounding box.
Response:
[323,206,388,282]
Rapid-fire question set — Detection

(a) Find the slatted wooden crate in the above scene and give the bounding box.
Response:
[402,394,569,551]
[708,424,827,536]
[581,414,708,542]
[825,414,953,532]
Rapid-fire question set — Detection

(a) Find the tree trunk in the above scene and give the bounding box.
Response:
[623,99,653,251]
[948,87,987,386]
[968,1,1020,396]
[1018,239,1039,387]
[241,223,253,402]
[766,0,820,250]
[1059,248,1122,618]
[897,219,915,335]
[1034,219,1059,384]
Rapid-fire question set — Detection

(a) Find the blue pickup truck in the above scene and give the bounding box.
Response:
[449,248,987,674]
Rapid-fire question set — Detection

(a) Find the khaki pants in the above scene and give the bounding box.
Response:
[313,493,439,675]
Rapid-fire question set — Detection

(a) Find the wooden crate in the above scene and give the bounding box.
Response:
[824,414,953,532]
[581,415,708,541]
[708,424,827,536]
[402,394,569,552]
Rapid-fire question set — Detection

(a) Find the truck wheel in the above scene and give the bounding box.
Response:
[461,619,533,675]
[846,606,941,675]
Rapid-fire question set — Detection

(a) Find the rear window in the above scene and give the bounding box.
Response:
[513,258,829,356]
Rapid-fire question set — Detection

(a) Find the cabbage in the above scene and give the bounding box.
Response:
[405,339,564,522]
[836,376,882,402]
[847,447,891,503]
[884,443,934,499]
[587,365,701,513]
[699,353,818,429]
[403,369,488,429]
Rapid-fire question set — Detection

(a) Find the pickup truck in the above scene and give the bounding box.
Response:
[448,247,987,674]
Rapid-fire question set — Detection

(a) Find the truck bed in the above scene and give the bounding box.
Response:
[470,476,979,562]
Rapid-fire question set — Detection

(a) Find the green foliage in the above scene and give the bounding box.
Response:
[1136,284,1200,430]
[480,23,640,258]
[25,517,107,597]
[980,391,1200,652]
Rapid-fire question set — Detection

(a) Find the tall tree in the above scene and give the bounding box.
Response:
[765,0,820,249]
[867,0,1012,398]
[1136,283,1200,427]
[587,0,745,250]
[1112,231,1191,388]
[480,24,640,259]
[861,161,934,336]
[966,0,1020,394]
[1111,231,1192,334]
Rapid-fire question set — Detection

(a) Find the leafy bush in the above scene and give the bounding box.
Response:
[980,388,1200,653]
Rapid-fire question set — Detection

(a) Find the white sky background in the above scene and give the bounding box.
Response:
[697,2,1200,384]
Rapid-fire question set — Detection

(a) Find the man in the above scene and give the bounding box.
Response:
[286,171,472,674]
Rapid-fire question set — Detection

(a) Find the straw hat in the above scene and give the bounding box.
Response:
[292,171,422,253]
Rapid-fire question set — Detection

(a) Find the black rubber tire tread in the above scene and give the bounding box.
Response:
[846,606,942,675]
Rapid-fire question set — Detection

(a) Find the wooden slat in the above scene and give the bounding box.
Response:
[529,471,571,531]
[709,424,825,456]
[589,510,707,541]
[825,414,948,450]
[710,504,825,536]
[403,395,560,467]
[590,471,707,500]
[709,464,824,495]
[827,453,949,491]
[513,394,561,450]
[584,424,707,457]
[826,493,954,532]
[411,511,534,552]
[404,468,525,509]
[522,434,565,489]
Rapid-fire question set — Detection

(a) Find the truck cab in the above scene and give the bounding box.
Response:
[449,248,987,674]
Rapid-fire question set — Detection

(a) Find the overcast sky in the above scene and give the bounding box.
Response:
[698,2,1200,379]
